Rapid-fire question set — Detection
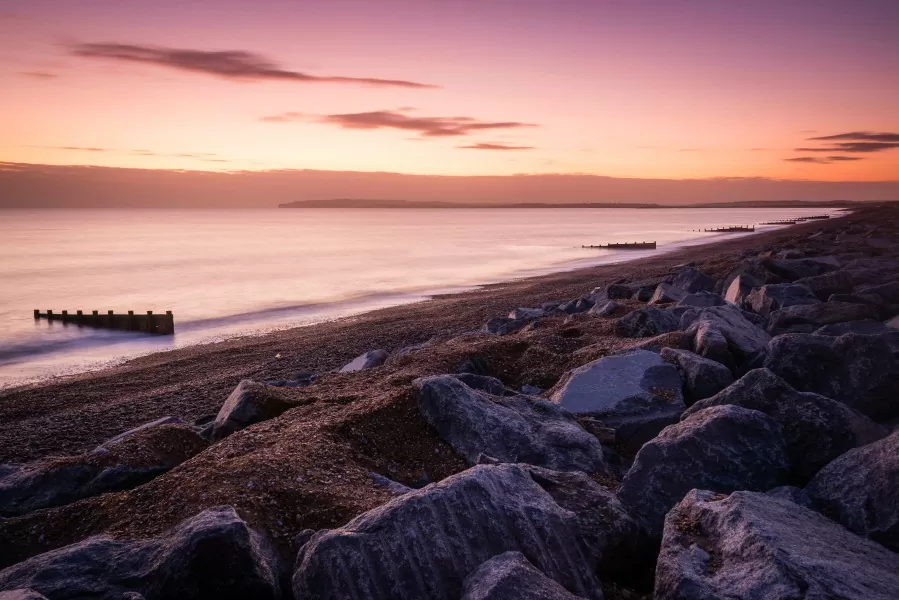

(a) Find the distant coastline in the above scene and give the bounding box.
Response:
[278,199,860,209]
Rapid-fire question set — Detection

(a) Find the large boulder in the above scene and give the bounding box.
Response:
[549,350,685,454]
[766,301,880,335]
[617,405,789,539]
[0,424,207,517]
[292,464,636,600]
[814,320,899,352]
[484,317,531,335]
[683,368,887,482]
[655,489,899,600]
[588,300,621,317]
[0,506,281,599]
[795,270,854,300]
[723,273,760,307]
[460,552,583,600]
[671,267,715,294]
[806,430,899,552]
[764,333,899,421]
[339,349,389,371]
[508,307,544,320]
[211,380,294,441]
[0,591,47,600]
[859,281,899,304]
[745,283,819,317]
[414,376,607,474]
[614,307,679,338]
[681,305,771,371]
[761,256,840,281]
[659,348,733,404]
[676,292,725,308]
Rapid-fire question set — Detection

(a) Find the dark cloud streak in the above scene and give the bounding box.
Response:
[809,131,899,143]
[457,143,535,150]
[313,109,537,138]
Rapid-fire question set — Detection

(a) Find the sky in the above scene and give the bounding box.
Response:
[1,0,898,205]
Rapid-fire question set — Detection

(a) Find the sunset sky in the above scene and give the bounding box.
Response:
[1,0,898,193]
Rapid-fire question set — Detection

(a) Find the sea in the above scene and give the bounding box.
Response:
[0,207,837,388]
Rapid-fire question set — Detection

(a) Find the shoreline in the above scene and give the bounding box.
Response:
[0,211,851,463]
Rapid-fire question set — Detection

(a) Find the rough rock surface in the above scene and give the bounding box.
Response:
[676,292,725,308]
[682,305,771,371]
[745,283,819,317]
[683,368,887,482]
[766,300,880,334]
[550,350,685,454]
[617,405,789,538]
[95,416,185,449]
[660,348,733,404]
[765,485,814,509]
[671,267,715,294]
[655,489,899,600]
[415,376,607,473]
[761,256,840,281]
[460,552,584,600]
[723,273,760,306]
[484,317,531,336]
[795,270,854,300]
[211,380,294,441]
[806,430,899,552]
[614,307,680,338]
[292,464,635,600]
[454,373,508,396]
[764,333,899,421]
[508,307,545,320]
[0,591,48,600]
[0,506,281,600]
[0,424,206,517]
[588,300,621,317]
[339,349,390,372]
[813,320,899,352]
[649,283,687,305]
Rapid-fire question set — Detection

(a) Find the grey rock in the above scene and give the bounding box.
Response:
[211,380,293,441]
[559,298,594,315]
[761,256,840,281]
[814,320,899,352]
[723,273,762,306]
[617,405,789,538]
[671,267,715,294]
[888,314,899,329]
[765,485,814,509]
[484,317,530,335]
[415,376,607,473]
[860,281,899,304]
[745,283,819,317]
[0,592,48,600]
[682,305,771,371]
[454,373,508,396]
[631,285,656,302]
[614,306,680,338]
[806,429,899,552]
[588,300,621,317]
[339,349,389,372]
[676,292,725,308]
[520,384,544,395]
[368,472,412,496]
[550,350,685,455]
[508,307,545,320]
[94,416,185,450]
[683,368,887,482]
[649,283,687,305]
[460,552,584,600]
[660,348,733,404]
[655,489,899,600]
[292,464,635,600]
[0,506,281,600]
[764,333,899,420]
[795,270,854,300]
[767,301,880,335]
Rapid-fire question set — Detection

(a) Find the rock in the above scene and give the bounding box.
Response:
[617,405,789,538]
[761,256,840,281]
[368,472,412,496]
[655,489,899,600]
[484,317,530,335]
[460,552,583,600]
[415,376,607,473]
[550,350,685,455]
[814,320,899,352]
[520,384,544,395]
[806,430,899,552]
[211,380,293,441]
[614,306,680,338]
[631,285,656,302]
[339,349,389,372]
[676,292,725,308]
[292,464,635,600]
[508,307,544,320]
[588,300,621,317]
[0,591,48,600]
[765,485,814,509]
[648,283,687,305]
[767,301,880,335]
[860,281,899,304]
[0,425,206,517]
[607,282,655,301]
[95,416,185,449]
[454,373,508,396]
[559,298,594,315]
[0,506,281,599]
[764,333,899,420]
[660,348,733,404]
[745,283,819,317]
[683,368,887,482]
[671,267,715,294]
[795,270,854,300]
[682,305,771,371]
[723,273,759,306]
[626,331,693,353]
[888,314,899,329]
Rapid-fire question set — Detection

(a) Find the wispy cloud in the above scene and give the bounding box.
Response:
[796,142,899,153]
[311,109,537,138]
[259,111,305,123]
[70,42,437,89]
[808,131,899,143]
[457,143,535,150]
[36,145,230,163]
[784,155,863,164]
[796,131,899,154]
[20,71,58,79]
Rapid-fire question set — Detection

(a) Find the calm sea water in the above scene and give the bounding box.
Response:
[0,208,834,387]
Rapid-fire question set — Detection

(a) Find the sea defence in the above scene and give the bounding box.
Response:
[582,241,657,249]
[33,310,174,335]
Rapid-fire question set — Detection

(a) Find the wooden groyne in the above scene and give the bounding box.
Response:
[760,220,798,225]
[796,215,831,221]
[703,226,755,232]
[582,241,657,250]
[33,310,175,335]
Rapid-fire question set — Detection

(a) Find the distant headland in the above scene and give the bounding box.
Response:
[278,199,860,209]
